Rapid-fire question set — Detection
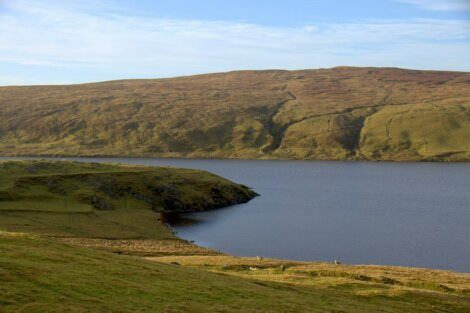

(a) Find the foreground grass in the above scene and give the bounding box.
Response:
[1,67,469,161]
[1,232,469,313]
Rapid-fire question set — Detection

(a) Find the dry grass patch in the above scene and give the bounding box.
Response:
[59,237,219,256]
[151,255,470,295]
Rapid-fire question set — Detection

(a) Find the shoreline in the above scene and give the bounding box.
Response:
[1,154,469,163]
[162,215,470,274]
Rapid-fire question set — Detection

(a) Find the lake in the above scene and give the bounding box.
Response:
[3,157,469,272]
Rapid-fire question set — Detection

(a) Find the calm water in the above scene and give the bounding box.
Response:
[3,157,470,272]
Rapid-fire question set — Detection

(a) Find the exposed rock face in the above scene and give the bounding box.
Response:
[90,195,113,210]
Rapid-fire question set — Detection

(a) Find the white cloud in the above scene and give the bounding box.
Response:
[394,0,470,11]
[0,0,469,85]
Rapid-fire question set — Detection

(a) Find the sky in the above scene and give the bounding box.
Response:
[0,0,469,85]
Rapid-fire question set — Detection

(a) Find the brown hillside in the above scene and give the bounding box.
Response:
[0,67,469,161]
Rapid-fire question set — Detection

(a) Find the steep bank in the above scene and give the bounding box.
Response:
[1,67,469,161]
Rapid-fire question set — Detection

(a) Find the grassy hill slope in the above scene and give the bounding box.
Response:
[1,67,469,161]
[2,232,470,313]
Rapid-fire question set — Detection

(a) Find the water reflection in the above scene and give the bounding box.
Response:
[159,212,200,226]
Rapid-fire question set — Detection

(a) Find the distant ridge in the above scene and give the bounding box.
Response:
[1,67,469,161]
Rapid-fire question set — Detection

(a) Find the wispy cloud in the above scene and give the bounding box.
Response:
[0,0,469,85]
[394,0,470,11]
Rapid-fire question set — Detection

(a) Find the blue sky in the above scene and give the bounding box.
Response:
[0,0,469,85]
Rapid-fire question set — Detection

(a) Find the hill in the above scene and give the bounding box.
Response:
[0,67,469,161]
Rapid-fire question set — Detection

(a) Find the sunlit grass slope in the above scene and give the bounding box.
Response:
[1,67,468,161]
[1,232,469,313]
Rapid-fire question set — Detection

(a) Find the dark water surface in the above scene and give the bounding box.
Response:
[3,157,469,272]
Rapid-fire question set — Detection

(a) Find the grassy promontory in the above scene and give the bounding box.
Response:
[1,161,469,312]
[0,160,256,239]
